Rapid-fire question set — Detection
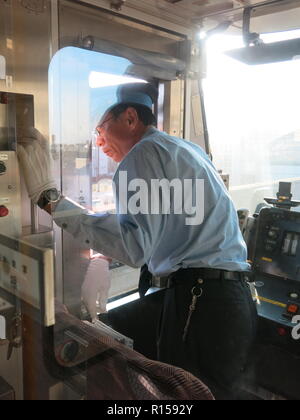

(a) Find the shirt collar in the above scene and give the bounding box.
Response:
[141,126,158,140]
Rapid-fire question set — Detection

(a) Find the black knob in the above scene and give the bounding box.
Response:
[0,161,6,175]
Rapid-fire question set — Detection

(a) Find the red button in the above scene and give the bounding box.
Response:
[0,206,9,217]
[287,304,299,314]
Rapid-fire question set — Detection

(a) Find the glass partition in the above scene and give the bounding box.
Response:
[49,47,143,310]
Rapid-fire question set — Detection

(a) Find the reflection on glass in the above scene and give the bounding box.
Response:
[89,71,146,88]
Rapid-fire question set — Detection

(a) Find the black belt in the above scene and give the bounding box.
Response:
[151,267,249,289]
[191,268,242,281]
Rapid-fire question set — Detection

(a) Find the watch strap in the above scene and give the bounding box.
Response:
[37,189,60,210]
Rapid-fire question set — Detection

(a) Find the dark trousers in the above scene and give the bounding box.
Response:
[156,269,258,400]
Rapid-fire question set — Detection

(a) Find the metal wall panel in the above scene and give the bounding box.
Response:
[0,0,52,231]
[59,0,186,56]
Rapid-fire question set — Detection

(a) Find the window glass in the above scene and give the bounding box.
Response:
[203,30,300,214]
[49,47,144,301]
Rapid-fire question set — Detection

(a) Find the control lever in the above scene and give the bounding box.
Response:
[265,182,300,210]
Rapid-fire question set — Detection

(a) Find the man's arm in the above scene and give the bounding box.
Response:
[17,128,157,269]
[51,196,146,268]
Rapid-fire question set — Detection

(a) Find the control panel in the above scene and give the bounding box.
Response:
[0,91,34,239]
[246,186,300,400]
[253,207,300,282]
[248,184,300,337]
[253,274,300,327]
[0,152,21,238]
[0,234,55,327]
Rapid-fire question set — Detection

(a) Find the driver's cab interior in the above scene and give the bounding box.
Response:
[1,0,300,401]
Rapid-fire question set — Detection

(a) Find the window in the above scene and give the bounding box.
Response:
[49,47,144,300]
[203,30,300,214]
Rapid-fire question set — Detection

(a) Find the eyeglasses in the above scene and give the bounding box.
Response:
[96,116,115,136]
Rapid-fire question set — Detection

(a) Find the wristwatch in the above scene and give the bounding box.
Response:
[37,188,61,210]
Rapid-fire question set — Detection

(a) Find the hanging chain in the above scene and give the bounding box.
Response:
[182,279,203,343]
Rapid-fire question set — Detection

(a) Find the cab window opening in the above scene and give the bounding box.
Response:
[203,29,300,215]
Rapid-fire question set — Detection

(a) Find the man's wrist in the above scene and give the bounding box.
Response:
[37,188,61,210]
[43,202,53,215]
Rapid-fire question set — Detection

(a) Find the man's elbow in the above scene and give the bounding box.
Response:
[126,252,146,269]
[123,243,147,269]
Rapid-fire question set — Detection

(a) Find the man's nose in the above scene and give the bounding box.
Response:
[96,134,105,148]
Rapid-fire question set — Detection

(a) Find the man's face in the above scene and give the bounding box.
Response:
[95,112,127,163]
[96,107,147,163]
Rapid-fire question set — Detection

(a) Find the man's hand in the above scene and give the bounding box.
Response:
[82,258,111,322]
[17,127,57,204]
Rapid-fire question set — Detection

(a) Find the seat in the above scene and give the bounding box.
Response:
[54,302,214,400]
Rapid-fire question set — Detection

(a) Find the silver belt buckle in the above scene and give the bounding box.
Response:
[152,276,169,289]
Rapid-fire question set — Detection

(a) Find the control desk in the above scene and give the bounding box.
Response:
[246,184,300,399]
[253,207,300,329]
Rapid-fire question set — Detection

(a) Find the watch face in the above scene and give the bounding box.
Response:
[45,189,60,202]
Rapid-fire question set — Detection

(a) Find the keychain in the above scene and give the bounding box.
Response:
[183,279,203,343]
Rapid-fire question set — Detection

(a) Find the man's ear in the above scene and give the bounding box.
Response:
[125,107,139,129]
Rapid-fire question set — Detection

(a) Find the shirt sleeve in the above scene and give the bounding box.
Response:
[52,141,163,268]
[52,197,139,266]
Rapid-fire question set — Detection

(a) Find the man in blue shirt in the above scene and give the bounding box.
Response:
[18,83,257,399]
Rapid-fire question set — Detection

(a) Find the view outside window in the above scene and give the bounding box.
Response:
[49,47,144,300]
[49,47,145,214]
[203,30,300,213]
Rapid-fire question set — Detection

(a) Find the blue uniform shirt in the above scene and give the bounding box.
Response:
[53,127,250,276]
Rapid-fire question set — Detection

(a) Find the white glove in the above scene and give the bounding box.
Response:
[17,127,57,204]
[81,258,111,322]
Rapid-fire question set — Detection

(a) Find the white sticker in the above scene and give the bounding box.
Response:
[0,198,9,204]
[0,315,6,340]
[0,154,8,161]
[0,55,5,80]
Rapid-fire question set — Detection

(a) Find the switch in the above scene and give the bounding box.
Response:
[287,304,299,315]
[0,206,9,218]
[0,161,6,175]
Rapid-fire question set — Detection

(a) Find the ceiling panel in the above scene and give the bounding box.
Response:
[143,0,299,21]
[81,0,300,35]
